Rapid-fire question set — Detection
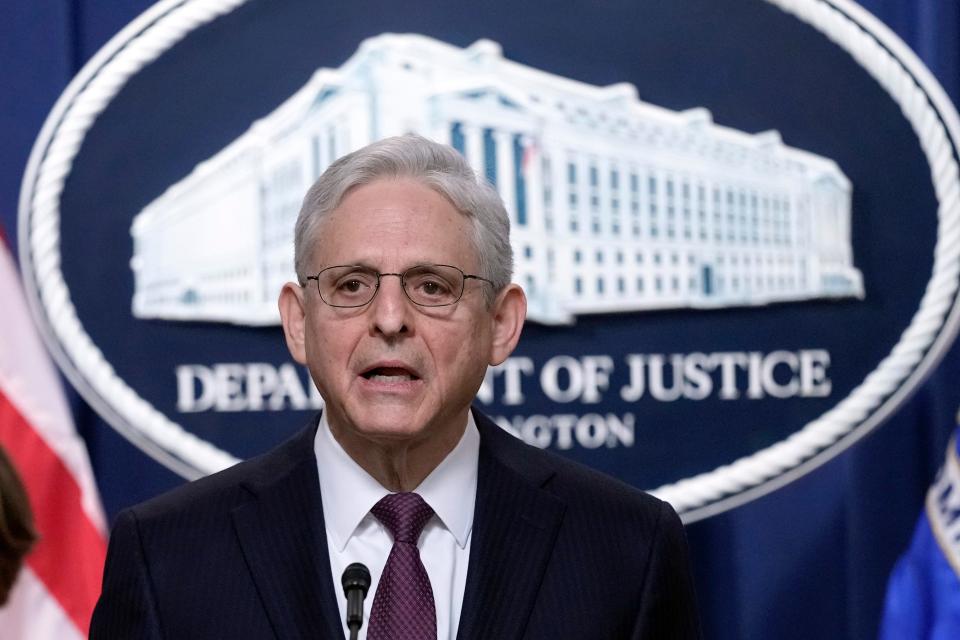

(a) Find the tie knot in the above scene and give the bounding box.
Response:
[371,492,434,544]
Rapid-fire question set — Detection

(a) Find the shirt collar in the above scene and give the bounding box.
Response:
[314,410,479,552]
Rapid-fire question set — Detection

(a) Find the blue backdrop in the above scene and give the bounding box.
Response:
[2,1,959,638]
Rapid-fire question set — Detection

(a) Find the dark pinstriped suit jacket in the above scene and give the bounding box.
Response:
[90,410,701,639]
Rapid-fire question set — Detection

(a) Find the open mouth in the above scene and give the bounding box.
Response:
[361,366,420,383]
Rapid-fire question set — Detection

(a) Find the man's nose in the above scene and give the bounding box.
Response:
[369,274,411,336]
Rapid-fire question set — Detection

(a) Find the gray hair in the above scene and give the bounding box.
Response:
[294,134,513,302]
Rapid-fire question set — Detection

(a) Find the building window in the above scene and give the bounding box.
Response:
[597,277,604,294]
[450,122,465,155]
[513,135,527,226]
[575,277,583,294]
[483,128,497,185]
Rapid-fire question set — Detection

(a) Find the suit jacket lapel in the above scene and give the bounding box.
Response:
[457,412,566,640]
[231,420,345,640]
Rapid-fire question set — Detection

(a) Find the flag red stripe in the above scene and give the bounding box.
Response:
[0,390,106,635]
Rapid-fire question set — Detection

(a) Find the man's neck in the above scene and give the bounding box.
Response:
[327,414,469,492]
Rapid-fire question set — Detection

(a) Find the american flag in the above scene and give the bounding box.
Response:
[0,227,106,638]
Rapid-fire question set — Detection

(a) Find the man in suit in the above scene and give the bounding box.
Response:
[91,134,701,639]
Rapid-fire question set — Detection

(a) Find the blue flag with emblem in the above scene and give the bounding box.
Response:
[879,428,960,639]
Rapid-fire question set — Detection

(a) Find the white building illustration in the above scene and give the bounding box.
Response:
[130,33,863,325]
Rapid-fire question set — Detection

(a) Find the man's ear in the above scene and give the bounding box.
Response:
[489,283,527,366]
[278,282,308,365]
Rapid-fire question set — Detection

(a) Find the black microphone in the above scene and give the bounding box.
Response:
[342,562,371,640]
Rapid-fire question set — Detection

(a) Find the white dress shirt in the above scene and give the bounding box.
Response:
[315,412,479,640]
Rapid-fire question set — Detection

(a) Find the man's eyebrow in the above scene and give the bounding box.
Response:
[319,262,376,270]
[324,262,445,272]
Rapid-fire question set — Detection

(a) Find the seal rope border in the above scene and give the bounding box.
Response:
[17,0,960,519]
[18,0,248,479]
[656,0,960,521]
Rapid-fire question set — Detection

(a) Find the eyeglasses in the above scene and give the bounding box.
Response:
[303,264,493,308]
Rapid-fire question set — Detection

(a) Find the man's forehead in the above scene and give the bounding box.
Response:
[307,182,478,269]
[339,178,462,212]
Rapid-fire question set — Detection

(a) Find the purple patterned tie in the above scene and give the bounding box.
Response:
[367,492,437,640]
